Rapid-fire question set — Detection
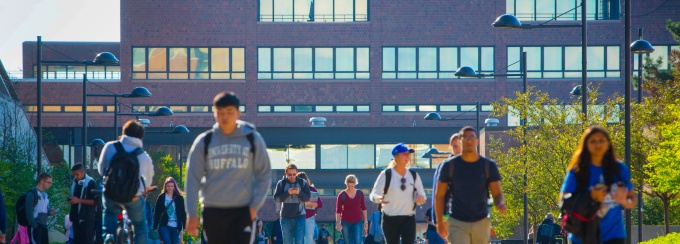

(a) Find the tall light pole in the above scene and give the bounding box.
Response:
[85,86,152,140]
[624,0,632,243]
[630,27,655,244]
[455,51,528,244]
[493,0,588,117]
[36,36,118,173]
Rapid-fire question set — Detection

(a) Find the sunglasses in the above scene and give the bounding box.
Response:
[400,178,407,191]
[286,173,296,177]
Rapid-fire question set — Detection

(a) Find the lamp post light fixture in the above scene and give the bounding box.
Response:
[456,51,530,244]
[420,148,451,159]
[85,85,152,140]
[493,5,588,118]
[423,101,481,133]
[36,36,119,174]
[146,125,190,134]
[629,27,654,243]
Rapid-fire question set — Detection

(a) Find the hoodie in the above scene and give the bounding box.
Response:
[273,176,310,218]
[185,121,272,216]
[98,135,154,197]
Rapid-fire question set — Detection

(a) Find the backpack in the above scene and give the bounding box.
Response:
[15,189,39,226]
[203,131,255,158]
[382,168,418,210]
[318,228,330,241]
[104,142,146,203]
[537,223,555,241]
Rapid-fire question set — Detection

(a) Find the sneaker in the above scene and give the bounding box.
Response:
[104,234,115,244]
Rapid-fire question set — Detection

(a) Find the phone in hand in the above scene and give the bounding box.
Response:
[67,197,72,201]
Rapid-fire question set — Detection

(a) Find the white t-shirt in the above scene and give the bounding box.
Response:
[369,168,426,216]
[165,195,178,227]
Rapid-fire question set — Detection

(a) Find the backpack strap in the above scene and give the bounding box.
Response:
[409,169,418,210]
[203,131,213,159]
[383,169,392,196]
[341,191,346,204]
[246,133,256,154]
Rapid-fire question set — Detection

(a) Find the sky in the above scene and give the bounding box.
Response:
[0,0,120,74]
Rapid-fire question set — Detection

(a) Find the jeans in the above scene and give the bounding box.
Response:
[280,215,305,244]
[304,216,316,244]
[341,220,363,244]
[159,225,180,244]
[426,229,445,244]
[103,196,147,244]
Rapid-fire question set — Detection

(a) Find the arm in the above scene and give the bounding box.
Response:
[185,135,207,217]
[141,152,155,192]
[434,180,448,236]
[97,143,113,176]
[414,172,427,205]
[369,172,386,203]
[273,181,289,203]
[153,194,164,230]
[25,191,37,228]
[489,181,507,214]
[250,133,272,213]
[177,196,187,230]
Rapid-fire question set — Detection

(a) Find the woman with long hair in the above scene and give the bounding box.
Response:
[560,126,636,244]
[297,171,323,244]
[153,177,187,244]
[255,219,268,244]
[335,174,368,244]
[369,143,427,244]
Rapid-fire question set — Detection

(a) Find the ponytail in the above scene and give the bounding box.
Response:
[388,160,396,168]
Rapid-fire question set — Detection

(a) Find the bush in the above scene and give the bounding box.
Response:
[641,232,680,243]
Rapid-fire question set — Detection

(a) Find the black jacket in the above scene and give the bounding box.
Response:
[153,193,186,231]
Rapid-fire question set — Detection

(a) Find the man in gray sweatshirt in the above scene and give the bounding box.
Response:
[185,91,272,244]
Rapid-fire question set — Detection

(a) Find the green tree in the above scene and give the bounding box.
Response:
[146,151,181,205]
[487,86,624,238]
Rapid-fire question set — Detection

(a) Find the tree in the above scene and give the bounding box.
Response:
[487,86,623,237]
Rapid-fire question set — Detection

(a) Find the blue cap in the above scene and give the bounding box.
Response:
[391,143,415,156]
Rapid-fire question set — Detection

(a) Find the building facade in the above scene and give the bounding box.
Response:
[12,0,680,231]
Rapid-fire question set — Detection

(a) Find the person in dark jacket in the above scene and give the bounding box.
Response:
[153,177,186,244]
[536,213,561,244]
[68,163,97,244]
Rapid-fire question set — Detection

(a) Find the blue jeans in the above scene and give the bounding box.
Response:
[281,215,305,244]
[304,216,315,244]
[426,229,445,244]
[159,225,180,244]
[103,196,147,244]
[341,220,363,244]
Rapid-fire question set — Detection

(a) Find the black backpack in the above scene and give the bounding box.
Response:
[537,223,556,241]
[15,189,38,226]
[382,168,418,210]
[104,142,145,203]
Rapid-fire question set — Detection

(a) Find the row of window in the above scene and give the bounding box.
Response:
[633,45,680,70]
[506,0,621,21]
[259,0,369,22]
[42,45,680,80]
[24,104,494,114]
[507,46,621,78]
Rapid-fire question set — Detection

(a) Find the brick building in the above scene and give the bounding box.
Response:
[12,0,680,238]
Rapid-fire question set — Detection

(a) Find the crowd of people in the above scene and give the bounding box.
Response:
[0,91,638,244]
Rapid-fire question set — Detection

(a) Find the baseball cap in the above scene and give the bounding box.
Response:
[391,143,415,156]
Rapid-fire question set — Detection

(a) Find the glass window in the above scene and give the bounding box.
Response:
[419,105,437,112]
[316,105,333,112]
[337,105,354,112]
[382,105,395,112]
[357,105,369,112]
[267,147,289,170]
[348,144,375,169]
[132,48,146,72]
[439,105,457,111]
[321,144,348,169]
[355,0,368,20]
[169,106,188,113]
[375,144,394,169]
[147,48,167,72]
[315,48,334,72]
[262,0,367,22]
[43,105,61,112]
[460,47,479,69]
[398,105,416,112]
[543,47,562,71]
[336,48,354,72]
[87,106,104,112]
[289,145,316,169]
[294,105,313,112]
[335,0,353,22]
[64,106,82,112]
[260,0,273,21]
[460,105,477,111]
[273,48,292,72]
[411,144,431,168]
[419,48,437,71]
[232,48,245,72]
[524,47,542,71]
[191,106,210,112]
[356,48,370,72]
[587,46,605,70]
[607,46,620,70]
[383,48,396,71]
[169,48,189,72]
[294,48,313,72]
[397,48,416,71]
[274,106,292,112]
[564,46,582,71]
[258,106,272,112]
[211,48,230,72]
[259,48,272,72]
[439,47,457,72]
[481,47,494,71]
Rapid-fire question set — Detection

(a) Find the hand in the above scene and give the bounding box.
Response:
[336,223,343,231]
[436,223,448,240]
[68,196,81,205]
[187,216,200,237]
[363,222,369,233]
[146,186,158,193]
[613,185,629,206]
[495,202,507,214]
[288,188,298,195]
[0,233,6,242]
[377,195,389,204]
[414,195,426,205]
[249,207,257,221]
[49,208,58,216]
[590,184,607,202]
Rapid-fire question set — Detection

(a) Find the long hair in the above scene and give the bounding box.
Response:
[297,171,314,187]
[161,177,183,196]
[566,126,620,190]
[388,159,396,168]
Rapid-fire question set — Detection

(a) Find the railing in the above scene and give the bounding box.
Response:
[38,71,121,80]
[513,12,621,21]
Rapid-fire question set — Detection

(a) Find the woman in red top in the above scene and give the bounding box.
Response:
[336,174,368,244]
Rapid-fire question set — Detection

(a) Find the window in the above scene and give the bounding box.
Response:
[267,145,316,169]
[382,47,494,79]
[634,44,680,70]
[321,144,375,169]
[506,0,621,21]
[507,46,620,78]
[258,47,369,79]
[382,104,488,113]
[259,0,369,22]
[133,105,244,113]
[132,47,245,80]
[258,105,369,113]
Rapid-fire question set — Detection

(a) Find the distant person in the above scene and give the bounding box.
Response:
[434,126,507,244]
[369,143,427,244]
[255,220,268,244]
[336,174,368,244]
[317,223,331,244]
[69,163,97,244]
[367,205,384,244]
[536,213,561,244]
[273,163,311,244]
[424,208,443,244]
[26,173,58,244]
[184,91,272,243]
[64,214,73,244]
[153,177,186,244]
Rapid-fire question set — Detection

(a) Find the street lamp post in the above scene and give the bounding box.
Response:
[85,86,152,140]
[36,36,119,174]
[423,101,482,133]
[493,1,588,117]
[630,27,654,243]
[456,51,529,244]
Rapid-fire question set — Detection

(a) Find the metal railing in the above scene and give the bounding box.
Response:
[259,14,368,22]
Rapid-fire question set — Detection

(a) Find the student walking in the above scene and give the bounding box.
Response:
[274,163,311,244]
[429,133,461,243]
[560,126,636,244]
[153,177,186,244]
[369,143,427,244]
[297,172,322,244]
[68,163,97,244]
[434,126,507,244]
[184,91,272,243]
[25,173,57,244]
[336,175,368,244]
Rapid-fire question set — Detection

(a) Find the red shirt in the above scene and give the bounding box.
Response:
[335,190,366,223]
[305,186,323,218]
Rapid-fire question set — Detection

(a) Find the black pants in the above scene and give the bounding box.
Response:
[73,220,96,244]
[603,239,625,244]
[28,224,48,244]
[381,214,415,244]
[202,206,255,244]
